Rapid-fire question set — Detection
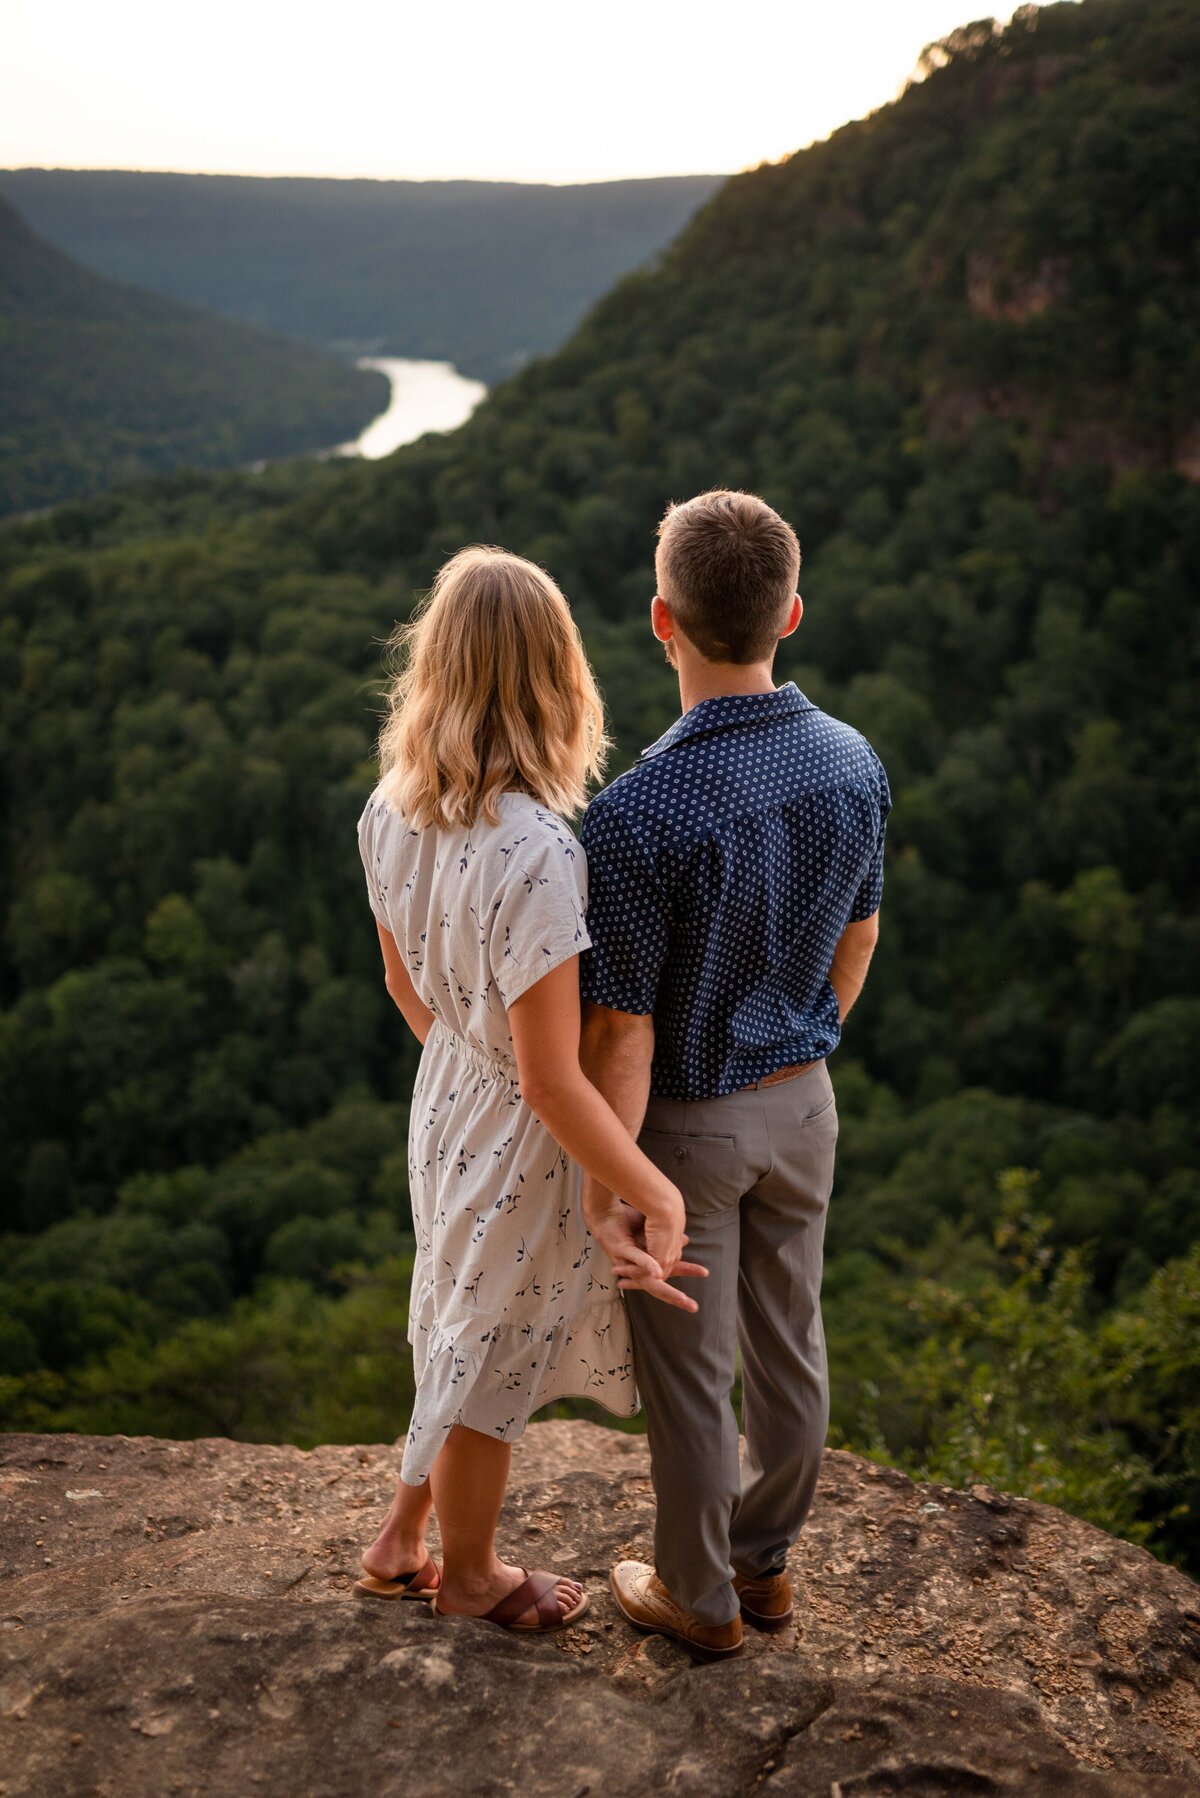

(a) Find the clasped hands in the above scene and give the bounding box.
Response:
[584,1190,707,1313]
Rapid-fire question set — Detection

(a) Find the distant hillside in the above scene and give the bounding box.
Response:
[0,171,724,385]
[0,196,388,515]
[1,0,1197,1571]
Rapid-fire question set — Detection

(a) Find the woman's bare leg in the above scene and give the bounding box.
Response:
[430,1424,581,1625]
[361,1472,436,1581]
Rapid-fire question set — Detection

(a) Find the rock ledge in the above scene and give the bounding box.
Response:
[1,1424,1198,1795]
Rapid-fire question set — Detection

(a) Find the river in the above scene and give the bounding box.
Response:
[330,357,487,460]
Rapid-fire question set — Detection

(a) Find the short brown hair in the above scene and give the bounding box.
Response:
[656,490,800,664]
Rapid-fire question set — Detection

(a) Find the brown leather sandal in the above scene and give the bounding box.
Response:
[355,1554,441,1601]
[434,1568,589,1632]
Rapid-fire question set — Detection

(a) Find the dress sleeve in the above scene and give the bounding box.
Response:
[578,799,671,1016]
[847,758,892,922]
[490,827,592,1008]
[357,798,392,927]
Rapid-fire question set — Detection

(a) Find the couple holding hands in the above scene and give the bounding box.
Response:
[355,488,889,1659]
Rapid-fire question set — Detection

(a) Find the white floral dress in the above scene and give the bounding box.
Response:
[357,785,637,1484]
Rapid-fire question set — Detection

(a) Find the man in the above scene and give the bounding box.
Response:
[579,489,890,1661]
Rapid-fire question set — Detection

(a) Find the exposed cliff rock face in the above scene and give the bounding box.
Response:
[965,251,1071,322]
[1,1424,1197,1796]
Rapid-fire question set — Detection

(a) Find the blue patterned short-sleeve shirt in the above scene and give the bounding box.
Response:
[579,682,890,1101]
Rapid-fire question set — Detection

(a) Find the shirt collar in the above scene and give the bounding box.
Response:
[638,681,816,762]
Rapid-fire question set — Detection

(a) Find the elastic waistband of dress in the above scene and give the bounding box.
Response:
[428,1017,520,1086]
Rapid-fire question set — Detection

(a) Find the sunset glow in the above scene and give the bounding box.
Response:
[2,0,1048,184]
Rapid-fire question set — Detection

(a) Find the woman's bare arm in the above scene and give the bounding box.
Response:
[375,922,436,1044]
[508,957,697,1305]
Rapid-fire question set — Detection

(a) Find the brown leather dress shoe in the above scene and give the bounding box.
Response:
[610,1561,743,1661]
[732,1567,794,1632]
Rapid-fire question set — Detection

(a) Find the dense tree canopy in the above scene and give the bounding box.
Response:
[1,0,1196,1568]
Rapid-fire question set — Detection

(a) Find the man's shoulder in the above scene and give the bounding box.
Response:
[585,757,667,825]
[801,706,888,791]
[582,705,888,847]
[582,763,684,876]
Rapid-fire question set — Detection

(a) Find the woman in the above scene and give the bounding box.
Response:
[354,545,693,1634]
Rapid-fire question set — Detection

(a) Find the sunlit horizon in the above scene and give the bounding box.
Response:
[2,0,1053,187]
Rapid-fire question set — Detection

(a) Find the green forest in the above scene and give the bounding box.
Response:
[0,196,388,517]
[1,0,1197,1572]
[0,170,721,385]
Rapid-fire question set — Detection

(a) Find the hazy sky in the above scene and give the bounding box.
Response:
[3,1,1043,184]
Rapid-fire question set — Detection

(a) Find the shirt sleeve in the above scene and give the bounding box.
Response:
[579,799,671,1016]
[357,798,391,927]
[490,829,592,1009]
[848,759,892,922]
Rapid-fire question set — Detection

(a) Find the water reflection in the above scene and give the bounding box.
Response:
[332,357,487,459]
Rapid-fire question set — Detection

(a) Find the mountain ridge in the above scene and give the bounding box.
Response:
[0,169,724,384]
[0,194,387,516]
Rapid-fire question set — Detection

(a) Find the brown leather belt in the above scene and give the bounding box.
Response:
[740,1057,823,1092]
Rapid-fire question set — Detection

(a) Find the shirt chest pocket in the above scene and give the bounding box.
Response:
[636,1129,744,1225]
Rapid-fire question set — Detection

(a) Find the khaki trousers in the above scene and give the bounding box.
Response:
[626,1061,838,1626]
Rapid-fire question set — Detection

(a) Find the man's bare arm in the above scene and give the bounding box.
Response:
[579,1002,705,1312]
[510,966,683,1274]
[579,1003,655,1140]
[829,912,880,1022]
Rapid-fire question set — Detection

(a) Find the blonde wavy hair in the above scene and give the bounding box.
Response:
[376,545,609,829]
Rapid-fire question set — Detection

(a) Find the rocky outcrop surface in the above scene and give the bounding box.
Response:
[1,1424,1197,1796]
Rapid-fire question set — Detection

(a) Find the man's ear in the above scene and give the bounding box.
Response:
[651,594,674,644]
[779,594,803,641]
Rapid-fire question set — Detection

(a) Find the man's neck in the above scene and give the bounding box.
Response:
[677,656,779,716]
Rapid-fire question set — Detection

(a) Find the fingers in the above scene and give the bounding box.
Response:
[643,1222,685,1276]
[623,1257,706,1281]
[610,1255,665,1282]
[590,1216,665,1283]
[606,1239,665,1279]
[615,1274,701,1313]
